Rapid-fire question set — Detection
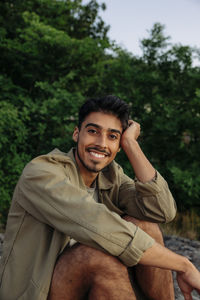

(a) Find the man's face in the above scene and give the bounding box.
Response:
[73,112,122,176]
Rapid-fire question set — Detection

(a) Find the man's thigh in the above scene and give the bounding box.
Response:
[50,242,148,300]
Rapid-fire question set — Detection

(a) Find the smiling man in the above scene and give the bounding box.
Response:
[73,112,123,184]
[1,95,200,300]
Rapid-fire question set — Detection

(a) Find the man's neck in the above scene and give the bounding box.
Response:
[83,174,98,188]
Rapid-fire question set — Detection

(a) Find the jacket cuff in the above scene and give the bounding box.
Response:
[118,227,155,267]
[134,171,168,195]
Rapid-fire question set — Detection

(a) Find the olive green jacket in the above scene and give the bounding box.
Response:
[0,148,176,300]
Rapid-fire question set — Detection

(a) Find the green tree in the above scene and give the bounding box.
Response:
[0,0,110,224]
[1,0,200,224]
[0,91,30,223]
[99,24,200,210]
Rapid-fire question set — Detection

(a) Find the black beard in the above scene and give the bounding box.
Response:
[76,146,100,173]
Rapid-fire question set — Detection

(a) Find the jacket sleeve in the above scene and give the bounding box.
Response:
[17,155,154,267]
[118,168,177,223]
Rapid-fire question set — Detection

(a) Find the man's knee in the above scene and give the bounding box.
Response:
[59,243,127,277]
[49,244,133,299]
[74,243,127,274]
[122,215,164,244]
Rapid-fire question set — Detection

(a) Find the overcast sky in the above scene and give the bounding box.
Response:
[93,0,200,63]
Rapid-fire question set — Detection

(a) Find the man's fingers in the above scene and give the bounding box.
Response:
[182,287,200,300]
[128,120,140,127]
[183,292,192,300]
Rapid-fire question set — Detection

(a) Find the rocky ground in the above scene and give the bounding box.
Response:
[164,235,200,300]
[0,233,4,258]
[0,233,200,299]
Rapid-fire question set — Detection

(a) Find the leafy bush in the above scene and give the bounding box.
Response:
[0,1,200,226]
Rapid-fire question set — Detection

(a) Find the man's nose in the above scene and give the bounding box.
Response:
[95,134,107,149]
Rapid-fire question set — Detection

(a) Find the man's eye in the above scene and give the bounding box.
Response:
[109,134,118,140]
[88,129,97,134]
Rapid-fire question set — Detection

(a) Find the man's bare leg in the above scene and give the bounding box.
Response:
[124,216,175,300]
[48,243,136,300]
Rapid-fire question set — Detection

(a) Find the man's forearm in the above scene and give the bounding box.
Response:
[139,242,189,271]
[120,120,156,182]
[122,139,156,183]
[139,242,200,297]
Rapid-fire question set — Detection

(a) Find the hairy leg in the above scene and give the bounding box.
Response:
[123,216,175,300]
[48,243,136,300]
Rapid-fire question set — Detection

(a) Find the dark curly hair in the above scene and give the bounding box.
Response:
[78,95,130,131]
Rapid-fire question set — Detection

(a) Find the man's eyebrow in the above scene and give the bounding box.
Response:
[85,123,101,129]
[109,129,122,135]
[85,123,122,135]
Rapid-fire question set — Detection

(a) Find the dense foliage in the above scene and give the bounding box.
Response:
[0,0,200,225]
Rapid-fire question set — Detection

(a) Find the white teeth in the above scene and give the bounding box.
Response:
[90,151,105,158]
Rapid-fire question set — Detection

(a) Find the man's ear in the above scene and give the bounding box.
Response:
[72,127,79,142]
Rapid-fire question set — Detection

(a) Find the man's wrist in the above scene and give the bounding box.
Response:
[178,256,196,274]
[121,139,139,155]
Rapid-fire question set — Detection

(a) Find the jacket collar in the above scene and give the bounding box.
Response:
[98,171,113,190]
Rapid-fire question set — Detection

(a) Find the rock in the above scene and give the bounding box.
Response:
[0,233,4,257]
[164,235,200,300]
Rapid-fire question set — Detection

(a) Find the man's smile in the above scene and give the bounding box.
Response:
[87,147,110,159]
[89,151,106,159]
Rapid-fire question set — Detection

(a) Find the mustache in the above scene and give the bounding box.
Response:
[87,147,110,156]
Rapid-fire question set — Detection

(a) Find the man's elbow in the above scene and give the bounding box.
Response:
[164,205,177,223]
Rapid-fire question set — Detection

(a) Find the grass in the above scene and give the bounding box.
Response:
[161,209,200,240]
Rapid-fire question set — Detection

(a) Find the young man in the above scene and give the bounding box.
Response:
[0,95,200,300]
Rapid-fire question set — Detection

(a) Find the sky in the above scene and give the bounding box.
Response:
[91,0,200,63]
